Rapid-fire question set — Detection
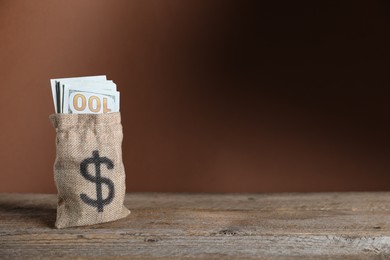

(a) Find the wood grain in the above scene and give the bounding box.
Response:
[1,193,390,259]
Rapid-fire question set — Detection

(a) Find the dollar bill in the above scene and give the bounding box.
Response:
[63,86,119,114]
[50,76,120,114]
[50,75,107,113]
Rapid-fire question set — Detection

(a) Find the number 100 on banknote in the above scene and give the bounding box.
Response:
[66,90,119,114]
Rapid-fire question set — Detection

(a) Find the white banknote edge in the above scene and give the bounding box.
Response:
[63,81,117,92]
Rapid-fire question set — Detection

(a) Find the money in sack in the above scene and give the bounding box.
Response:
[50,113,130,228]
[49,76,130,228]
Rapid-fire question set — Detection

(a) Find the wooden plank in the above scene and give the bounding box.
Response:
[1,192,390,259]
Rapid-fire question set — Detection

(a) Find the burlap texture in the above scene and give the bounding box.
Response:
[49,112,130,228]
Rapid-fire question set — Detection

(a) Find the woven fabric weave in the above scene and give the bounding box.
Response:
[50,112,130,228]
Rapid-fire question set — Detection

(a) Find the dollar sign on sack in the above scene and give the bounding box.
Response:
[80,150,115,212]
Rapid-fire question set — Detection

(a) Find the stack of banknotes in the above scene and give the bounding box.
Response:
[50,75,119,114]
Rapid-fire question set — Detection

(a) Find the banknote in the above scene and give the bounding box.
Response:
[63,86,119,114]
[50,76,120,114]
[50,75,107,113]
[60,81,117,113]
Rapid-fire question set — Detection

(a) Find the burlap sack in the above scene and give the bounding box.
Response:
[49,112,130,228]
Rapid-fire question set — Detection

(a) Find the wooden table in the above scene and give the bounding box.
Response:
[1,193,390,259]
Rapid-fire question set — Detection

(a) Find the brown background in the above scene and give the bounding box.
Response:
[0,0,389,193]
